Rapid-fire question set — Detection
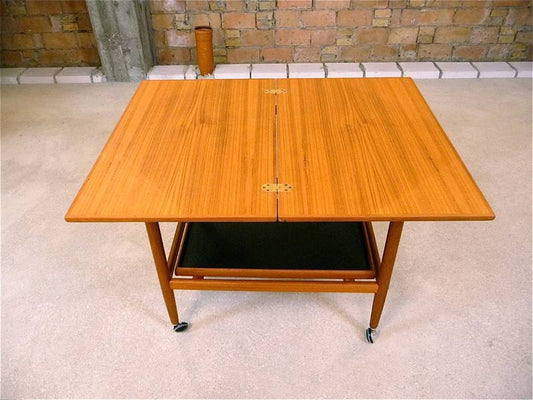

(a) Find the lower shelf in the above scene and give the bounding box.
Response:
[175,222,377,280]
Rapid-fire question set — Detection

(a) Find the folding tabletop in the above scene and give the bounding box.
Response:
[66,78,494,342]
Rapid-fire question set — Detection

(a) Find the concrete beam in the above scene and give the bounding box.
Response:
[86,0,155,82]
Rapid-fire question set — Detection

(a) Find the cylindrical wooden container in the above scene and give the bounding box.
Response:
[194,26,214,76]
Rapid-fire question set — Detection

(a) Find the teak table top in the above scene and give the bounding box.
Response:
[66,79,277,222]
[65,78,494,223]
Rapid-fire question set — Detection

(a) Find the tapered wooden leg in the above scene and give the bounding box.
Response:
[369,221,404,330]
[146,222,180,325]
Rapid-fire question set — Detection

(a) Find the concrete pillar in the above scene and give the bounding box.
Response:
[86,0,155,82]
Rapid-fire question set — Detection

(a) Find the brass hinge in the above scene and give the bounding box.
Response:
[261,183,293,193]
[264,89,287,95]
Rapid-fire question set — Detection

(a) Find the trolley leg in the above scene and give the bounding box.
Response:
[146,222,188,332]
[367,221,404,342]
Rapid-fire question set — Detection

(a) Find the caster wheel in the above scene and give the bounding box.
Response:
[173,322,189,332]
[365,327,376,343]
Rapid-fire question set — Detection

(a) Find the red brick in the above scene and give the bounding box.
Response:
[274,10,299,27]
[470,26,499,44]
[401,8,454,25]
[186,0,209,10]
[339,45,371,61]
[371,44,399,59]
[61,1,88,13]
[311,29,336,45]
[434,27,472,43]
[275,29,310,45]
[79,47,100,65]
[152,14,174,30]
[76,32,96,48]
[278,0,312,9]
[261,46,293,62]
[314,0,350,9]
[301,10,336,27]
[190,13,221,28]
[16,16,52,33]
[150,0,185,12]
[222,12,255,28]
[158,48,191,63]
[25,0,62,14]
[0,50,23,67]
[452,44,488,60]
[154,30,166,48]
[353,28,388,44]
[400,43,417,59]
[241,30,273,46]
[166,30,195,47]
[227,47,259,62]
[38,49,80,65]
[1,16,19,33]
[418,43,452,59]
[77,15,92,31]
[337,10,373,26]
[1,33,34,50]
[43,32,77,48]
[21,49,38,64]
[453,8,489,24]
[294,47,321,62]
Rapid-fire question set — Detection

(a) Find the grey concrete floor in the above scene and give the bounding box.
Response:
[1,79,531,399]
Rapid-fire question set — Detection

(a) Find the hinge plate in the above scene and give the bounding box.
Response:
[264,89,287,95]
[261,183,293,193]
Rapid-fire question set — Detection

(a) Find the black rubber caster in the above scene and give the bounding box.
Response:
[173,322,189,332]
[365,327,376,343]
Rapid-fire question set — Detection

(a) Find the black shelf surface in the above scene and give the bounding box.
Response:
[180,222,371,271]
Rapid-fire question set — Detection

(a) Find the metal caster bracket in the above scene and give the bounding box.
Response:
[365,327,377,343]
[173,322,189,332]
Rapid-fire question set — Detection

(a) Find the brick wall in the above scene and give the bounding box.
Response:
[150,0,532,64]
[0,0,100,67]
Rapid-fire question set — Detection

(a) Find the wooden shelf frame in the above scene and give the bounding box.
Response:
[165,221,381,293]
[145,220,404,331]
[172,221,378,282]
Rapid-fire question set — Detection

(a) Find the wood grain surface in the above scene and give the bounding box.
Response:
[66,79,277,222]
[66,78,494,222]
[276,78,494,221]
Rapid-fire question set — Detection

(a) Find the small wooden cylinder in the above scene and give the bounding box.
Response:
[194,26,214,76]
